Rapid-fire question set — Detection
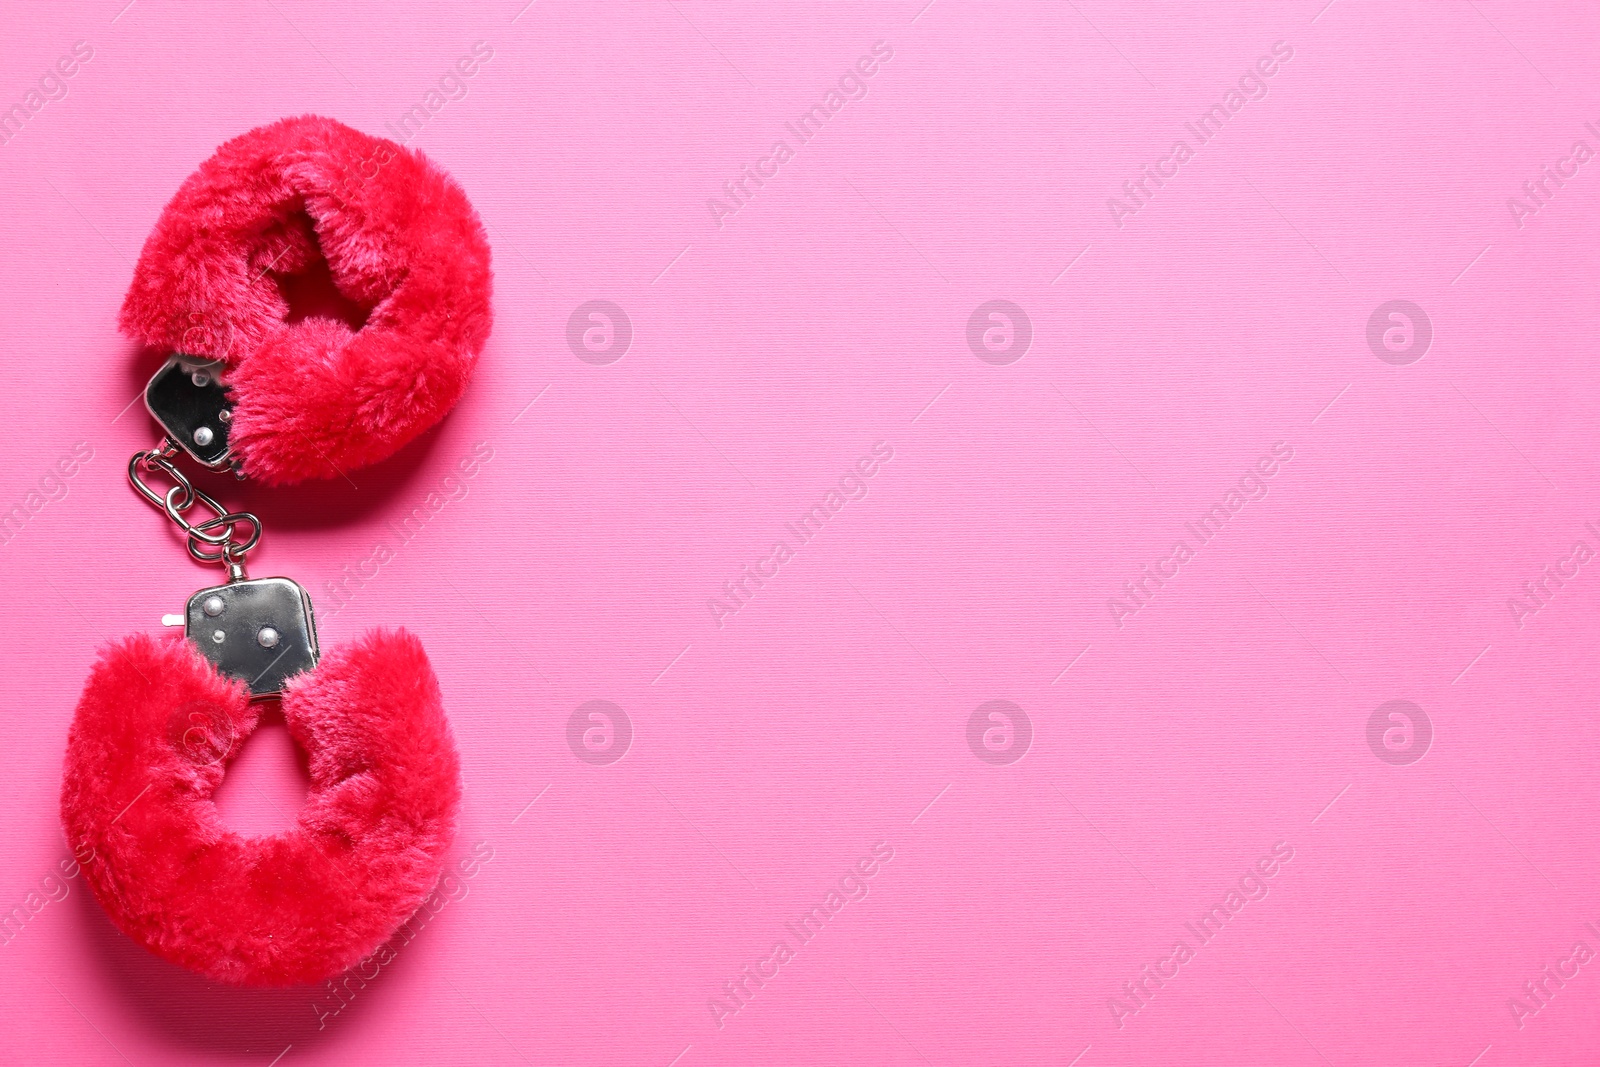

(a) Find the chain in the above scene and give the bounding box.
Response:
[128,439,261,575]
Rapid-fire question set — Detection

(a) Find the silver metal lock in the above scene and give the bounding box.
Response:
[137,353,315,697]
[166,576,320,697]
[143,355,236,471]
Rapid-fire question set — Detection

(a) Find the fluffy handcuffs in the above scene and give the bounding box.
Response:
[59,116,492,985]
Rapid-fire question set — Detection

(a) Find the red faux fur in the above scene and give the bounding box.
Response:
[120,115,492,485]
[59,629,461,986]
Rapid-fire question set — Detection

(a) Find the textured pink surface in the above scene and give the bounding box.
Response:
[4,2,1600,1064]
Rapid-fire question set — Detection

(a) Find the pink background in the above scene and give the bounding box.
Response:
[4,1,1600,1064]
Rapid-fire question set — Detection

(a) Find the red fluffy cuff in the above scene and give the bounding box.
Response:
[59,629,461,986]
[119,115,493,485]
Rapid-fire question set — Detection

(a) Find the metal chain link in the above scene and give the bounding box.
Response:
[128,439,261,571]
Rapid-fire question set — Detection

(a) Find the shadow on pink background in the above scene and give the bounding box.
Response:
[4,1,1600,1064]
